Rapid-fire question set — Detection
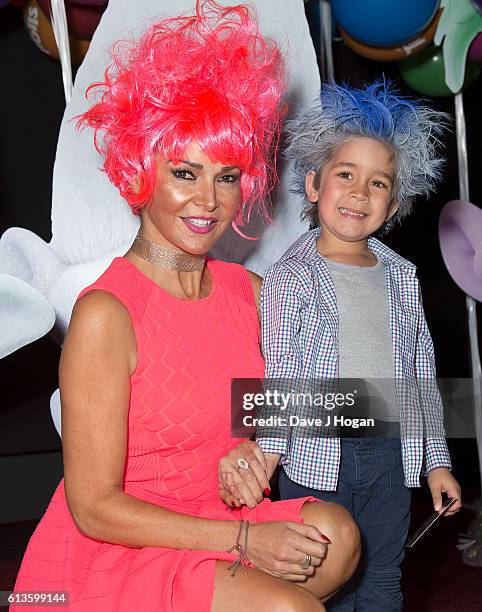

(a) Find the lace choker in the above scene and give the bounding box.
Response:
[131,232,206,272]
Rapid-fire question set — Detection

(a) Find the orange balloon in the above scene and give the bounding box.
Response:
[340,9,441,62]
[23,0,90,65]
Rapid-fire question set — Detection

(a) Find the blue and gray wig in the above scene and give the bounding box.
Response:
[284,81,449,229]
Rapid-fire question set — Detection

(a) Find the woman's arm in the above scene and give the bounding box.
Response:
[61,290,328,574]
[61,290,240,551]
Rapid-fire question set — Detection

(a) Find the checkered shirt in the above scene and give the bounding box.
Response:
[257,228,452,490]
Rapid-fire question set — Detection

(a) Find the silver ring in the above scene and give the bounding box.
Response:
[237,457,249,470]
[300,553,312,569]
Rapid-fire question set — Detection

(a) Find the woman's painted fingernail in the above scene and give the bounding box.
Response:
[320,534,331,543]
[264,487,271,497]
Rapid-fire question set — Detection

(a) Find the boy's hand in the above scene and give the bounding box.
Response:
[427,467,462,515]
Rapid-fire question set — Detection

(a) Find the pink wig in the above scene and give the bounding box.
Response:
[77,0,286,232]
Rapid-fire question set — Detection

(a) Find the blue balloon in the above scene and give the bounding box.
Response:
[332,0,440,47]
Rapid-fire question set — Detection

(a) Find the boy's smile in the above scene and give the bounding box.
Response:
[338,206,367,220]
[306,137,399,253]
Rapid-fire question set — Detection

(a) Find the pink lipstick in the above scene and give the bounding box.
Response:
[181,216,218,234]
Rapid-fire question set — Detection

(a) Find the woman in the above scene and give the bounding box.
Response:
[12,2,360,610]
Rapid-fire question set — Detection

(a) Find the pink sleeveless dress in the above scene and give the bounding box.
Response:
[12,258,314,611]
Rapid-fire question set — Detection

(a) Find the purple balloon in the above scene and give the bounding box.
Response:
[439,200,482,302]
[469,33,482,63]
[0,0,9,8]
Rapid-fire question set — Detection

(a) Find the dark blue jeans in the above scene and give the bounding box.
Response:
[279,438,411,612]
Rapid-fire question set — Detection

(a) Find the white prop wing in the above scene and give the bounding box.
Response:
[0,274,55,359]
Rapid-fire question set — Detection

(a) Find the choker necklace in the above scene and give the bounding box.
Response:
[131,232,206,272]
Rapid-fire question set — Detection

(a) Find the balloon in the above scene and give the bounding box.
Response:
[472,0,482,15]
[332,0,439,47]
[340,9,441,62]
[439,200,482,302]
[38,0,105,39]
[1,0,9,7]
[434,0,482,93]
[23,0,90,65]
[469,32,482,61]
[399,44,480,96]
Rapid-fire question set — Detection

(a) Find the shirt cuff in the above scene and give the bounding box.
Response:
[421,438,452,475]
[256,437,287,457]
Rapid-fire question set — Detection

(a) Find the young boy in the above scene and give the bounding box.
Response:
[254,82,462,611]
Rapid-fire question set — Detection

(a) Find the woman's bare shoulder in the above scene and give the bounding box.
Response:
[63,290,136,374]
[71,290,132,328]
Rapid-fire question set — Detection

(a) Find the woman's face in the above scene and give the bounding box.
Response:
[141,141,242,255]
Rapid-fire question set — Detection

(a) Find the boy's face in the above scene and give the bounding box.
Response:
[306,137,398,244]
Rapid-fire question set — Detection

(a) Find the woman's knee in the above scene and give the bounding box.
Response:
[302,501,361,566]
[212,561,325,612]
[327,502,360,556]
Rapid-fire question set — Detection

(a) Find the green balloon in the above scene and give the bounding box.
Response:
[399,45,480,96]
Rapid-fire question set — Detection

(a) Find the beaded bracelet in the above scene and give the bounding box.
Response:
[226,519,250,576]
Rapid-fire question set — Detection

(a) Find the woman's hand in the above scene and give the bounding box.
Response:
[218,441,280,508]
[248,521,329,581]
[427,468,462,515]
[218,482,241,509]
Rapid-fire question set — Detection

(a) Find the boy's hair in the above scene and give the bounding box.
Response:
[77,0,286,234]
[284,81,449,230]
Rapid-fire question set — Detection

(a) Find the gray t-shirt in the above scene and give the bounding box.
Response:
[324,257,399,422]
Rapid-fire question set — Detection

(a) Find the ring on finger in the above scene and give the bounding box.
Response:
[237,457,249,470]
[300,553,312,569]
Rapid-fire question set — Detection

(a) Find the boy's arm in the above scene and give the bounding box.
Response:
[256,264,305,459]
[415,280,452,474]
[415,281,461,514]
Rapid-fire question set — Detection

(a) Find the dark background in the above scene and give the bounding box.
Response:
[0,1,481,524]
